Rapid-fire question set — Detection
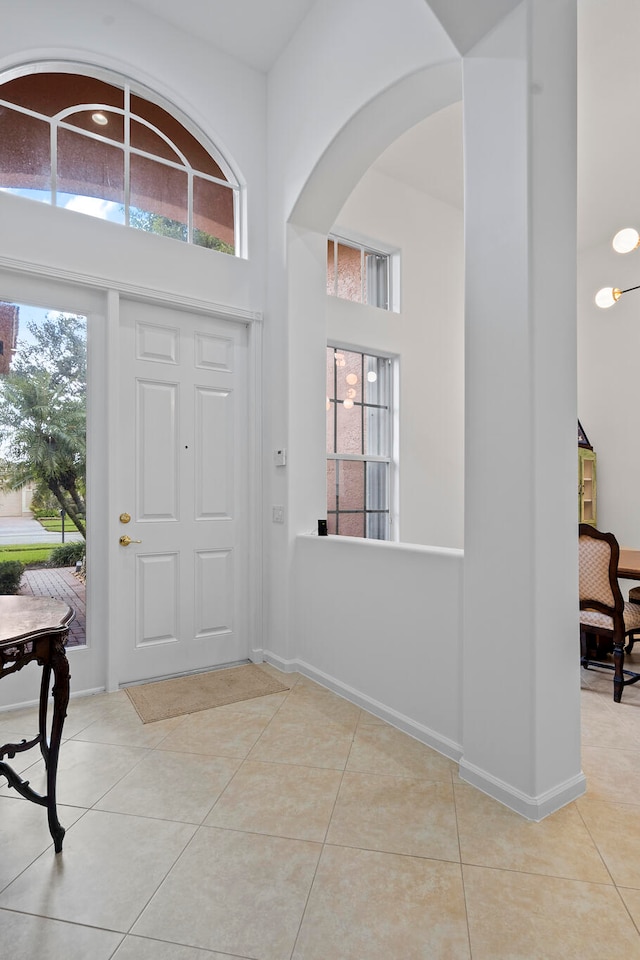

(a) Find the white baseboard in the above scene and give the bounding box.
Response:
[0,685,106,714]
[265,650,586,820]
[263,651,463,763]
[458,759,587,820]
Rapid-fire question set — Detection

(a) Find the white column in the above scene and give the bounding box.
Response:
[461,0,583,818]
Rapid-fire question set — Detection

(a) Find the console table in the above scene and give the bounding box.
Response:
[0,596,74,852]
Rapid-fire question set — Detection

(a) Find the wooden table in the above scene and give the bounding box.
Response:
[618,548,640,580]
[0,596,73,852]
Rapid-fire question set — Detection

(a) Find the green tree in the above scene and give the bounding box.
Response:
[0,314,87,538]
[128,206,234,254]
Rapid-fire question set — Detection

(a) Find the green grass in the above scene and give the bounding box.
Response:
[37,516,81,534]
[0,543,62,565]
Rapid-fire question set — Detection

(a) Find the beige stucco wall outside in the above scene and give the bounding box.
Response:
[0,484,34,517]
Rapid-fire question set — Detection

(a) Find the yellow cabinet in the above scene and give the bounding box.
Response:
[578,446,597,525]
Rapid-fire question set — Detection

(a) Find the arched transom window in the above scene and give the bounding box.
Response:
[0,66,239,255]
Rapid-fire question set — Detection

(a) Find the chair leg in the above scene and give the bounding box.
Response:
[580,629,588,666]
[626,632,636,654]
[613,642,625,703]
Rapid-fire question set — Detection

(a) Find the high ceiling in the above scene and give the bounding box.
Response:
[128,0,317,73]
[127,0,637,253]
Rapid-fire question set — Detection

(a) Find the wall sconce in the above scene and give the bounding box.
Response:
[596,227,640,308]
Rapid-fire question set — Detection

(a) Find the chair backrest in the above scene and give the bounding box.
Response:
[578,523,624,619]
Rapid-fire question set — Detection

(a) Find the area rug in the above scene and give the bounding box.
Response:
[125,664,290,723]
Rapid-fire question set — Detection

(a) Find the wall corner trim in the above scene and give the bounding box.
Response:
[458,759,587,821]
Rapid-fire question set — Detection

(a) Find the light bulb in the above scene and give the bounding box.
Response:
[595,287,622,309]
[346,373,358,385]
[91,111,108,126]
[343,399,354,410]
[367,371,377,383]
[612,227,640,254]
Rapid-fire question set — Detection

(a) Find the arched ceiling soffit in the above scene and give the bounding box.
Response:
[425,0,523,54]
[289,61,462,234]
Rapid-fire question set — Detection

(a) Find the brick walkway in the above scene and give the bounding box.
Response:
[18,566,86,648]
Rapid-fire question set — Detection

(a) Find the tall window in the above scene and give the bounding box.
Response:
[326,346,393,539]
[327,235,391,309]
[0,65,239,254]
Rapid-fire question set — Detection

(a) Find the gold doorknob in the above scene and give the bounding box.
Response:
[119,512,131,524]
[119,535,142,546]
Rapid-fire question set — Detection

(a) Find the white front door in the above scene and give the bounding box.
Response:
[114,298,249,685]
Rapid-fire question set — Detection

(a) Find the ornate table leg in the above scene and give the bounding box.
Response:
[45,636,70,853]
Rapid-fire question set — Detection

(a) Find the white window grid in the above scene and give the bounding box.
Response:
[0,64,241,253]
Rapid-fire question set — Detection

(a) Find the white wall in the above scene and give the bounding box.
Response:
[264,0,461,675]
[578,241,640,549]
[290,535,463,756]
[329,166,464,548]
[269,0,582,821]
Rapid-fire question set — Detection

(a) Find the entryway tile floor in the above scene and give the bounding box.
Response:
[2,661,640,959]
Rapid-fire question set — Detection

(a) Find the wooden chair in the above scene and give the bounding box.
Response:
[579,523,640,702]
[626,585,640,653]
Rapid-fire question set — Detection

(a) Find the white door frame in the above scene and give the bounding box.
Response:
[0,257,263,706]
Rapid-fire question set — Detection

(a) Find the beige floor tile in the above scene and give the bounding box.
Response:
[62,691,135,738]
[357,709,386,726]
[0,707,39,743]
[132,826,321,960]
[578,797,640,887]
[95,750,241,823]
[247,717,354,769]
[0,729,48,774]
[113,935,246,959]
[71,709,185,749]
[205,759,342,840]
[327,771,460,861]
[274,692,361,731]
[582,743,640,804]
[292,844,470,959]
[618,886,640,927]
[156,706,273,758]
[463,864,640,959]
[346,723,456,781]
[2,738,149,807]
[0,809,196,931]
[0,908,123,960]
[0,797,85,891]
[455,784,610,882]
[581,690,640,748]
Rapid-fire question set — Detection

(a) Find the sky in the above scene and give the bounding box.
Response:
[0,186,122,224]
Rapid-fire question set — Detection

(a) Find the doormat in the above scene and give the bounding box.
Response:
[125,664,290,723]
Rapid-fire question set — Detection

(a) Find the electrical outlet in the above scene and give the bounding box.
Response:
[272,505,284,523]
[273,449,287,467]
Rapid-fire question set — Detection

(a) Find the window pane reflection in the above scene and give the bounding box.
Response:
[193,177,234,253]
[130,154,187,240]
[0,109,50,193]
[57,128,124,209]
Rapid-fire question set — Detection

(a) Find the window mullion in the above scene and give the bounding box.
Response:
[124,84,130,226]
[50,121,57,205]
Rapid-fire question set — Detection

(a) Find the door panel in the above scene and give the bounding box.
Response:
[116,299,248,685]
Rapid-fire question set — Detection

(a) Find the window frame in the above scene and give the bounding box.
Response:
[327,232,399,311]
[326,342,398,541]
[0,61,243,256]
